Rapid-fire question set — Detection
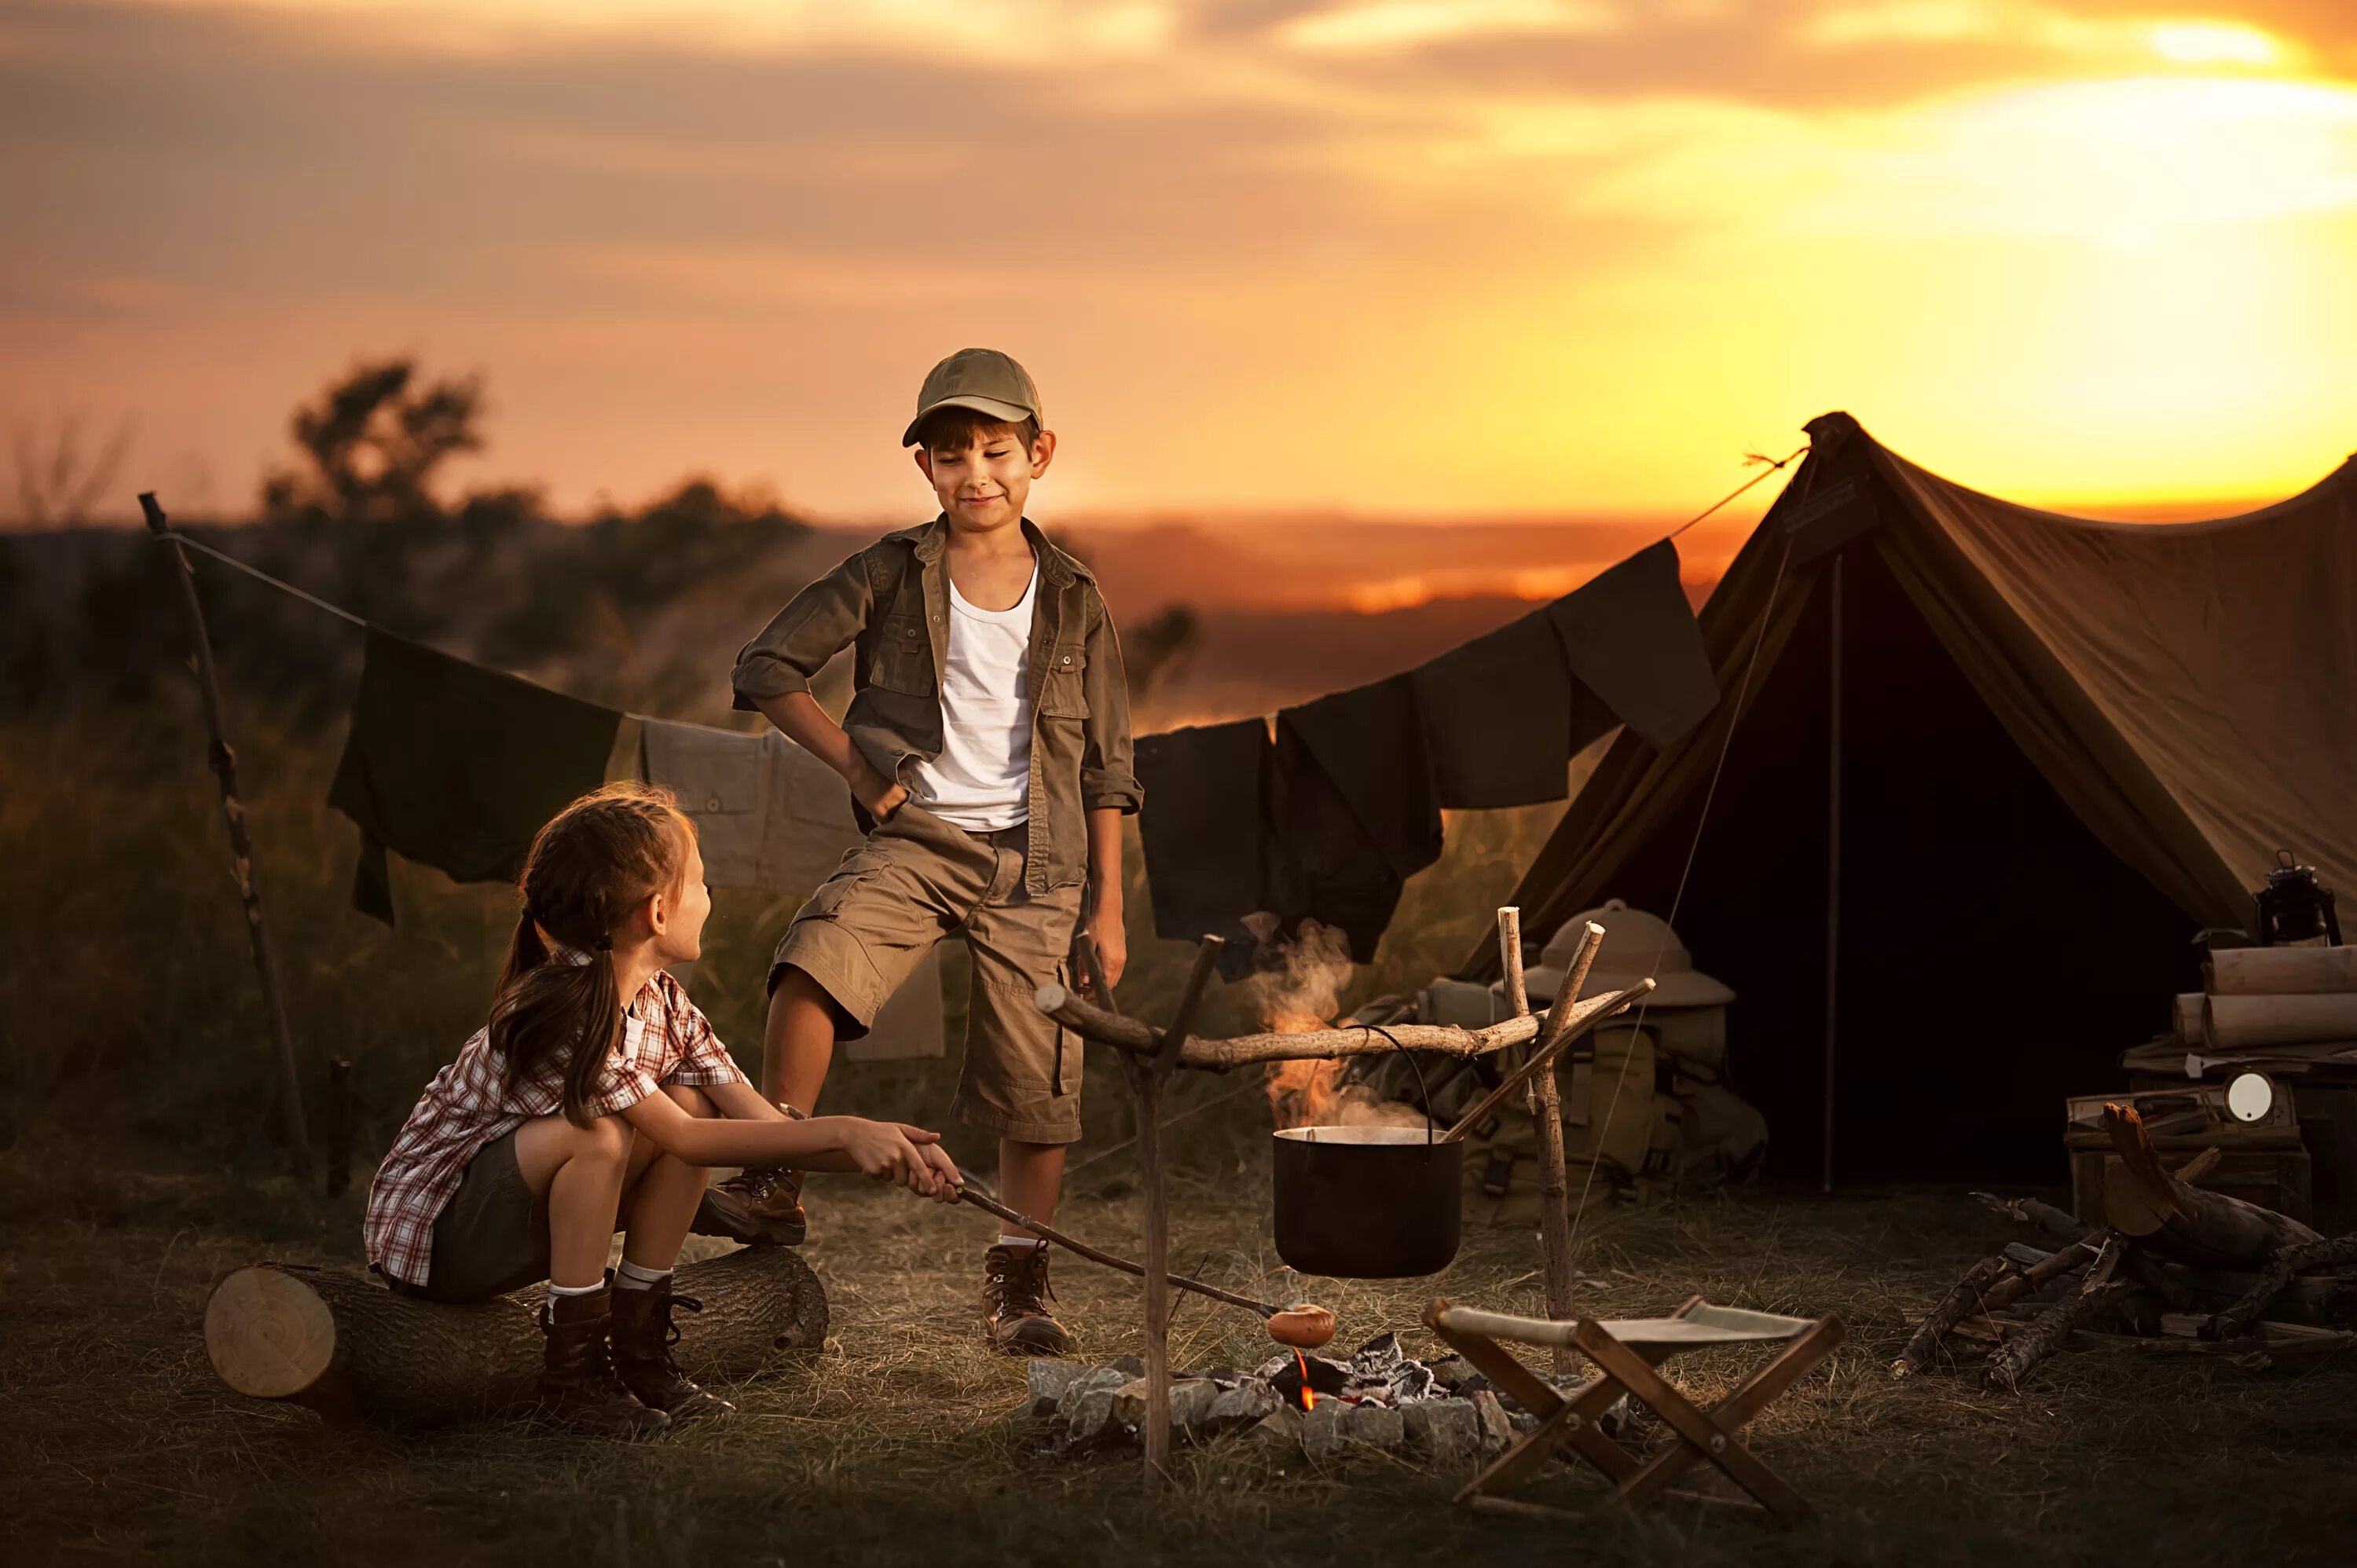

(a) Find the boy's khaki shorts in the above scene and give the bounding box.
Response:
[770,800,1086,1144]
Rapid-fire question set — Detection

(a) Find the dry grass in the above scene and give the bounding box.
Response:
[6,1136,2357,1568]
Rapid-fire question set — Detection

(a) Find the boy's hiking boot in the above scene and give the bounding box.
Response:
[538,1284,669,1438]
[982,1243,1071,1357]
[610,1279,735,1422]
[695,1166,807,1246]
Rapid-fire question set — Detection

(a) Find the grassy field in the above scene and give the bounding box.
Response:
[6,1133,2356,1568]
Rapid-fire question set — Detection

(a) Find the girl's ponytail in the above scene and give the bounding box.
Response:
[488,783,693,1127]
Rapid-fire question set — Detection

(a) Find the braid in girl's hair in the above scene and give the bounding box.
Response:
[489,782,695,1127]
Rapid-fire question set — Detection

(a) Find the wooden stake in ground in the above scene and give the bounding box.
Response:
[204,1247,828,1427]
[140,492,314,1184]
[1106,929,1222,1493]
[1533,920,1606,1374]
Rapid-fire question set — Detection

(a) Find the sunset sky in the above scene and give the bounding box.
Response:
[5,1,2355,524]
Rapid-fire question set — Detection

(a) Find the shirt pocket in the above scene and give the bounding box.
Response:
[1036,641,1091,718]
[869,614,936,696]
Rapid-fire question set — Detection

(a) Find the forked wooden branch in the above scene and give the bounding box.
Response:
[1441,980,1655,1141]
[1032,983,1633,1068]
[2102,1104,2320,1266]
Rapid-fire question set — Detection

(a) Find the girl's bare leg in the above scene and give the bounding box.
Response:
[619,1084,718,1270]
[514,1112,633,1289]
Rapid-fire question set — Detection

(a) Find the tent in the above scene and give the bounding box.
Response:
[1464,412,2357,1183]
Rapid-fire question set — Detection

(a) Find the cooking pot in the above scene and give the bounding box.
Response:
[1272,1125,1463,1279]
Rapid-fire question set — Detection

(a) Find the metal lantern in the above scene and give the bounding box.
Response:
[2254,848,2343,947]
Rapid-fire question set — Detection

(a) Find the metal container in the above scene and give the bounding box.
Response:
[1271,1125,1464,1279]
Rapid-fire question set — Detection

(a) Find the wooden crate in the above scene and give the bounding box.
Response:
[2069,1147,2313,1228]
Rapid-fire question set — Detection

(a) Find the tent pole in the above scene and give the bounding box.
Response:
[1822,552,1843,1195]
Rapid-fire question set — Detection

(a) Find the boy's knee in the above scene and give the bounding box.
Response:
[664,1083,716,1118]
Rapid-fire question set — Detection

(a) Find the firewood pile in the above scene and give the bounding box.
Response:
[1894,1104,2357,1388]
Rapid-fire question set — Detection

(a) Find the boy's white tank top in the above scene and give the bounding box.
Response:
[906,559,1038,831]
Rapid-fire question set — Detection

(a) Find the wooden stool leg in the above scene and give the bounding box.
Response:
[1571,1319,1818,1527]
[1429,1324,1640,1497]
[1614,1316,1846,1518]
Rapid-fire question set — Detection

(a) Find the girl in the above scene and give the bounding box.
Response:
[365,782,960,1436]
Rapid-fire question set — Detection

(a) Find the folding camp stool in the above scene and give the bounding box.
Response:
[1424,1295,1845,1528]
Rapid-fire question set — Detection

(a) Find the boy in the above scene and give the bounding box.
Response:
[701,348,1140,1356]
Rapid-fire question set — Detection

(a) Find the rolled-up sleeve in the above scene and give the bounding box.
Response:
[1080,593,1143,815]
[731,551,874,712]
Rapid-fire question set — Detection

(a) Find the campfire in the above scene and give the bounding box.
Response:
[1017,1329,1596,1467]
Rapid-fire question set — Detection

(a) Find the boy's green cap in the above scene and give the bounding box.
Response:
[903,348,1042,447]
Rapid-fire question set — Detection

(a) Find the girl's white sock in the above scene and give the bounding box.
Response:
[995,1234,1046,1252]
[547,1278,604,1297]
[614,1258,673,1291]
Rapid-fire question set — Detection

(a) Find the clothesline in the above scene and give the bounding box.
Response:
[156,527,664,727]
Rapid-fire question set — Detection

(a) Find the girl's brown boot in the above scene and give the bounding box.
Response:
[539,1284,671,1438]
[610,1278,735,1421]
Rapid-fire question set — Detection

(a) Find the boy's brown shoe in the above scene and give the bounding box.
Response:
[538,1284,669,1438]
[982,1243,1071,1357]
[694,1166,807,1246]
[610,1279,735,1422]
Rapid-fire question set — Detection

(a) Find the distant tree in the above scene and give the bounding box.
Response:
[262,358,484,522]
[1124,603,1200,701]
[7,410,137,529]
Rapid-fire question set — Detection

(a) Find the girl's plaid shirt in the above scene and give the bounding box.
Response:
[363,967,746,1288]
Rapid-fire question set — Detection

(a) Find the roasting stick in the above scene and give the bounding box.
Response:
[955,1185,1336,1348]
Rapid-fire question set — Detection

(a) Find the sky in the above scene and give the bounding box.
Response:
[5,0,2356,524]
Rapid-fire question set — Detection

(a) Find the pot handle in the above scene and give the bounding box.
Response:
[1352,1024,1436,1146]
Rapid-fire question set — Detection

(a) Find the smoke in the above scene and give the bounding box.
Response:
[1249,919,1428,1134]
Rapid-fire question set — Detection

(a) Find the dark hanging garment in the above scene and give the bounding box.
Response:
[1270,695,1431,965]
[1135,718,1275,969]
[1268,722,1401,965]
[329,628,622,925]
[1278,673,1444,881]
[1413,607,1573,808]
[1545,540,1717,749]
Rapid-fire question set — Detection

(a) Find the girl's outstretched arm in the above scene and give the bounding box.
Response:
[621,1089,959,1200]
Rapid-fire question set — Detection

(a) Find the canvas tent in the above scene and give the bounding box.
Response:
[1464,412,2357,1182]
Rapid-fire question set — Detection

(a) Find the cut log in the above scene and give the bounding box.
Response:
[2204,993,2357,1050]
[205,1245,828,1427]
[1891,1256,2003,1378]
[2209,946,2357,996]
[1985,1238,2132,1390]
[2101,1105,2321,1267]
[2202,1231,2357,1341]
[1970,1192,2088,1243]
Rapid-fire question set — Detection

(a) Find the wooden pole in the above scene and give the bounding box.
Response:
[1439,980,1653,1144]
[1534,921,1605,1373]
[1822,550,1842,1195]
[141,493,314,1183]
[1496,907,1538,1116]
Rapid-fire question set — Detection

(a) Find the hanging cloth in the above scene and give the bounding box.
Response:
[329,628,621,925]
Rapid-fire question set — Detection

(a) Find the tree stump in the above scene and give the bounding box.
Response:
[204,1246,828,1427]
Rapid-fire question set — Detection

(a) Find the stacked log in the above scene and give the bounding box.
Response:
[1896,1122,2357,1388]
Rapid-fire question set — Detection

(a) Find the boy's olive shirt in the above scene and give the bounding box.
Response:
[731,516,1141,896]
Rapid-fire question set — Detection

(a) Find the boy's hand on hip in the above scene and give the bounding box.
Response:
[848,757,908,823]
